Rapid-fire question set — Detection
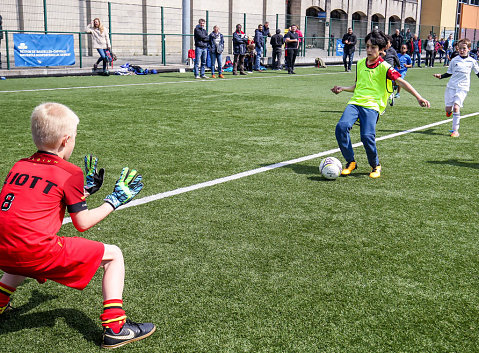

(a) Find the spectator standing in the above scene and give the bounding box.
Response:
[444,34,454,66]
[232,24,248,75]
[404,28,412,44]
[391,28,403,52]
[86,18,111,74]
[424,34,436,67]
[437,37,445,63]
[254,24,264,71]
[193,19,209,79]
[284,24,299,74]
[245,37,256,72]
[0,15,3,68]
[209,25,224,78]
[296,26,304,54]
[262,22,271,56]
[410,34,422,67]
[341,27,357,72]
[270,29,284,70]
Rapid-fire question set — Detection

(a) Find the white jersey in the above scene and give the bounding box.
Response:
[446,55,479,91]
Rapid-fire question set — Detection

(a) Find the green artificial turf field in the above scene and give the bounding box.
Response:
[0,66,478,352]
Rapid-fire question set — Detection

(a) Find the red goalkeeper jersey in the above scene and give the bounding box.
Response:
[0,151,87,267]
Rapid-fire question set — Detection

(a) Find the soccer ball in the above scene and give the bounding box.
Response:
[319,157,342,180]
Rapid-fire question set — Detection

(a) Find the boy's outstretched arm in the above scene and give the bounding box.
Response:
[71,203,115,232]
[331,84,356,94]
[433,73,452,79]
[71,167,144,232]
[395,77,430,107]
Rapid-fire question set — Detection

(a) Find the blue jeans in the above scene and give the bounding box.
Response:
[342,51,354,71]
[412,51,421,67]
[335,104,380,167]
[444,49,452,65]
[210,51,223,75]
[194,47,208,77]
[254,46,262,70]
[96,48,107,72]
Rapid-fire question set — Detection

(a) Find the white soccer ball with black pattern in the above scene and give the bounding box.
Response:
[319,157,342,180]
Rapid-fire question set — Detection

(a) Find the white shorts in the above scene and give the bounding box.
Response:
[445,87,468,108]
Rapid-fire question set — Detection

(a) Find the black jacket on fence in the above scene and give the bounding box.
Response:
[270,32,284,50]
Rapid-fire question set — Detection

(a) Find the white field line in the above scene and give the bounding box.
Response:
[62,111,479,225]
[0,72,346,94]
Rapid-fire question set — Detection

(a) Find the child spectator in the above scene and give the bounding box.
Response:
[437,38,446,63]
[0,102,155,349]
[433,38,479,137]
[245,37,256,73]
[331,31,430,179]
[395,43,413,98]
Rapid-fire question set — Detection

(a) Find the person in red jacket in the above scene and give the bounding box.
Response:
[409,34,422,67]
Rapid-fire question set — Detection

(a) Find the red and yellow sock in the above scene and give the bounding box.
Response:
[100,299,126,334]
[0,283,15,314]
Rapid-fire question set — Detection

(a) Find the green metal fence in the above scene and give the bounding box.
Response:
[1,0,479,70]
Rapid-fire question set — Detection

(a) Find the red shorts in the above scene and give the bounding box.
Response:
[0,237,104,290]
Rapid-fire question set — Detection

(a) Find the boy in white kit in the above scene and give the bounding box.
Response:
[433,38,479,137]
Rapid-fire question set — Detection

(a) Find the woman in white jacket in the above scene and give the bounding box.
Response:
[86,18,111,74]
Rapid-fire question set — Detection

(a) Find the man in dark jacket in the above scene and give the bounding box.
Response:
[262,22,271,56]
[270,29,284,70]
[0,15,3,68]
[341,27,357,72]
[391,28,403,52]
[254,25,264,70]
[232,24,248,75]
[193,19,209,79]
[284,24,299,74]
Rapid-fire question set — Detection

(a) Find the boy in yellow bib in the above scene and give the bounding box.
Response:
[331,30,430,178]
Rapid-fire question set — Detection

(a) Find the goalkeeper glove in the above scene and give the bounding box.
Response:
[104,167,143,209]
[84,154,104,195]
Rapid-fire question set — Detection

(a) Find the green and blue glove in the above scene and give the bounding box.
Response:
[104,167,143,209]
[84,154,104,195]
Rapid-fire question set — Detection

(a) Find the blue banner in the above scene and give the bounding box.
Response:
[336,39,344,56]
[14,33,75,67]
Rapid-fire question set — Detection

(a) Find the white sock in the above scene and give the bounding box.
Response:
[452,112,460,132]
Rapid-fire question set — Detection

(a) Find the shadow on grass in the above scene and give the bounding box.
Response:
[0,289,101,346]
[377,128,445,136]
[427,159,479,169]
[266,163,370,180]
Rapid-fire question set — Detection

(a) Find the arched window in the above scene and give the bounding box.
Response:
[388,15,401,34]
